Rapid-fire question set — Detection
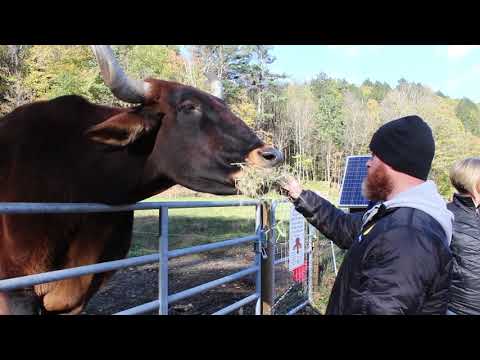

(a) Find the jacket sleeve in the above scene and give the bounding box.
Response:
[293,190,364,249]
[351,226,437,315]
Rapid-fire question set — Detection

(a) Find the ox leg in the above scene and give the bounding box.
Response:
[38,216,107,313]
[0,292,11,315]
[40,274,94,314]
[39,212,134,315]
[80,211,134,312]
[37,297,83,316]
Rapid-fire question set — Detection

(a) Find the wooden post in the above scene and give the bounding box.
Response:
[260,201,275,315]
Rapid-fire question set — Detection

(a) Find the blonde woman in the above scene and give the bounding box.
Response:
[447,158,480,315]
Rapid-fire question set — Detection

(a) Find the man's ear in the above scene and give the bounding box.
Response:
[85,109,164,147]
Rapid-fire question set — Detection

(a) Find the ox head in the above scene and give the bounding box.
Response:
[86,46,283,195]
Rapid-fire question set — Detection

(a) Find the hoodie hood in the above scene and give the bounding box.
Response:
[383,180,454,246]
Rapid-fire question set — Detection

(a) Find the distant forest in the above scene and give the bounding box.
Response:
[2,45,479,197]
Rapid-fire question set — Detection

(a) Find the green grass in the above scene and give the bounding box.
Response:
[128,181,340,257]
[129,195,256,257]
[310,237,345,314]
[303,180,340,205]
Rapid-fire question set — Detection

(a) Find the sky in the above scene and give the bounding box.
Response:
[269,45,480,103]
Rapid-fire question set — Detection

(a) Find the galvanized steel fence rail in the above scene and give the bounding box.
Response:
[0,200,265,315]
[0,199,323,315]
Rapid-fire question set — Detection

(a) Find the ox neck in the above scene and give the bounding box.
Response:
[127,175,176,203]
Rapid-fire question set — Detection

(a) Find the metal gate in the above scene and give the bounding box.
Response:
[0,200,318,315]
[267,200,314,315]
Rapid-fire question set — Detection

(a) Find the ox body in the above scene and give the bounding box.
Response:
[0,46,282,314]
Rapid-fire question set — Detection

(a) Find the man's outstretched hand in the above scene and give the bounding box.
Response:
[278,174,303,200]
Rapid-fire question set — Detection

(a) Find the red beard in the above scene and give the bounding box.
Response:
[362,163,394,202]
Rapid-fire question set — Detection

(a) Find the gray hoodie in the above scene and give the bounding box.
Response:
[382,180,454,246]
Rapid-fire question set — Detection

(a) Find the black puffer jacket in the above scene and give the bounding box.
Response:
[294,190,453,315]
[447,194,480,315]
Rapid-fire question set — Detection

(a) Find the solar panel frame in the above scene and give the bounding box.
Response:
[338,155,371,208]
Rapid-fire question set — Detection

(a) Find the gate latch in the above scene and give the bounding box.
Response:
[254,230,268,259]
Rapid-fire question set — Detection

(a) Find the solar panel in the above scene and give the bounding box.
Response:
[339,155,371,208]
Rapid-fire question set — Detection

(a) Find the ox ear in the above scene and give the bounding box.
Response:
[85,109,164,147]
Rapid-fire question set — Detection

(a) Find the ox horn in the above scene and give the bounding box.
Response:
[90,45,149,104]
[205,71,223,99]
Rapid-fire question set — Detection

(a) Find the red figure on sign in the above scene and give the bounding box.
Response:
[293,238,302,254]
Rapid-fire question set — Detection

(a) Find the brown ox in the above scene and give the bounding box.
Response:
[0,46,283,314]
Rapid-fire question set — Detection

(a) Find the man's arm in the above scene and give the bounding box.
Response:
[293,190,363,249]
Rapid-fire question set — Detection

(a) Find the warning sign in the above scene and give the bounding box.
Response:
[289,207,305,271]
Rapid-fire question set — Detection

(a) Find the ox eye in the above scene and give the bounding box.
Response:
[178,101,199,114]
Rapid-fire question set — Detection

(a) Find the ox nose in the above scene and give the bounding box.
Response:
[258,147,284,167]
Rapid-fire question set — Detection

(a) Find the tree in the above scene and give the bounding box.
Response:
[362,79,374,87]
[455,97,480,136]
[342,91,380,156]
[0,45,33,115]
[432,118,469,197]
[380,80,446,129]
[20,45,187,108]
[283,84,317,180]
[187,45,251,102]
[264,84,290,154]
[118,45,185,82]
[22,45,105,102]
[188,45,286,134]
[229,88,257,127]
[310,73,346,184]
[435,90,448,98]
[397,78,408,87]
[370,81,391,102]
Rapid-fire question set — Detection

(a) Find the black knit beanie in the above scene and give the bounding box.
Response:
[369,115,435,180]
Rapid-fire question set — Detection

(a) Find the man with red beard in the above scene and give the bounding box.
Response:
[280,115,454,315]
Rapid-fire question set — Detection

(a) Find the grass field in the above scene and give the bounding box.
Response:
[129,195,257,257]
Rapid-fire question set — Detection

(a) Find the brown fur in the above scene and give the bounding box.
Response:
[0,79,282,314]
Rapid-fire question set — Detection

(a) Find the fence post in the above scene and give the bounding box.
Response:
[260,200,275,315]
[330,241,338,276]
[307,224,316,305]
[159,206,169,315]
[255,204,262,315]
[311,237,320,295]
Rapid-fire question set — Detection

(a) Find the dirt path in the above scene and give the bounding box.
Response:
[83,245,318,315]
[83,246,257,315]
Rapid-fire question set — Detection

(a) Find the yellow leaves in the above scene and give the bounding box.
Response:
[430,105,474,198]
[123,46,185,83]
[360,84,372,99]
[366,98,379,113]
[230,89,257,127]
[231,101,257,127]
[366,98,381,127]
[26,46,90,72]
[23,46,97,100]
